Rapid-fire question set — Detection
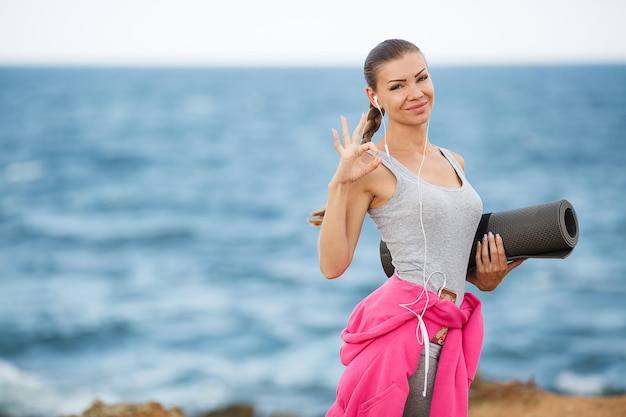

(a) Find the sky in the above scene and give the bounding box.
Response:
[1,0,625,66]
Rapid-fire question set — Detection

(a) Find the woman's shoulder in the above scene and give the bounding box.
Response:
[439,147,465,171]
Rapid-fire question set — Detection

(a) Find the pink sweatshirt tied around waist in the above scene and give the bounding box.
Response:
[326,275,484,417]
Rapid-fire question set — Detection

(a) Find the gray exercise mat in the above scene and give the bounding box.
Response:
[380,199,579,277]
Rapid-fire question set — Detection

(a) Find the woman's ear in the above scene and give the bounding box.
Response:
[365,86,378,108]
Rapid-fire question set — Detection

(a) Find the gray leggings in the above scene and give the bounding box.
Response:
[402,342,442,417]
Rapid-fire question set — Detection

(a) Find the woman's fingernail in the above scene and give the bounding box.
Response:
[483,234,488,241]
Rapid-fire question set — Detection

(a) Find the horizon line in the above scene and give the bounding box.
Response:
[1,57,626,69]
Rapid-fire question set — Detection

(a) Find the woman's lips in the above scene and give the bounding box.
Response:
[406,101,428,112]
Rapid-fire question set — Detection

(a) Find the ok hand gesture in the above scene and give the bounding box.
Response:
[331,115,382,184]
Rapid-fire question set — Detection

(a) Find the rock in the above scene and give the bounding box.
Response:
[197,403,255,417]
[60,399,185,417]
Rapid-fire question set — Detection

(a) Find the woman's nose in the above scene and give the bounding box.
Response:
[407,84,424,100]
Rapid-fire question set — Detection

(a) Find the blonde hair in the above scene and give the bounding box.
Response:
[308,40,423,226]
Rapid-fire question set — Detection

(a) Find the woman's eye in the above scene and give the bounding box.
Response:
[418,74,429,82]
[390,84,403,91]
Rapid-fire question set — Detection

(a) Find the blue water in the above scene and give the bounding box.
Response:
[0,65,625,417]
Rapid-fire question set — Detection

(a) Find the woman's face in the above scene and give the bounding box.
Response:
[375,51,434,126]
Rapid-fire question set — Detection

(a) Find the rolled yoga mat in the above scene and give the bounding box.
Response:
[380,199,579,277]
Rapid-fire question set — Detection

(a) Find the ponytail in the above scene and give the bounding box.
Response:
[308,207,325,226]
[361,103,384,144]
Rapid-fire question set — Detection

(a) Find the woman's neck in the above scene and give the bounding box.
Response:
[379,122,429,155]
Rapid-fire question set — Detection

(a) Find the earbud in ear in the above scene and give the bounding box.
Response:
[373,95,380,109]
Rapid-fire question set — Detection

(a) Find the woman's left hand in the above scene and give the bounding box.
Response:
[466,232,526,291]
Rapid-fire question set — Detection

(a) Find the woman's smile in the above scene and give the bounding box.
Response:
[405,100,429,113]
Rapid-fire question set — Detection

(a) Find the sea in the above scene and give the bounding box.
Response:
[0,64,625,417]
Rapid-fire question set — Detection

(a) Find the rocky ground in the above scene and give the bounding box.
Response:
[468,377,626,417]
[58,378,626,417]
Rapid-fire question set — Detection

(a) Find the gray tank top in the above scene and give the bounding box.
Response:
[368,148,482,306]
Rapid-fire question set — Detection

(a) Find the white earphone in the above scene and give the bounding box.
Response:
[372,95,390,156]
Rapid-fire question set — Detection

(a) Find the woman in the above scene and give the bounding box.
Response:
[309,39,525,417]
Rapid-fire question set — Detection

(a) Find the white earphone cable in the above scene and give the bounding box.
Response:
[375,102,444,397]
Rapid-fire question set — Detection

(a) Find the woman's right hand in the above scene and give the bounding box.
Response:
[331,115,382,184]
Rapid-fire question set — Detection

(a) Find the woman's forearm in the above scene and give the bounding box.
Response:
[318,180,355,279]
